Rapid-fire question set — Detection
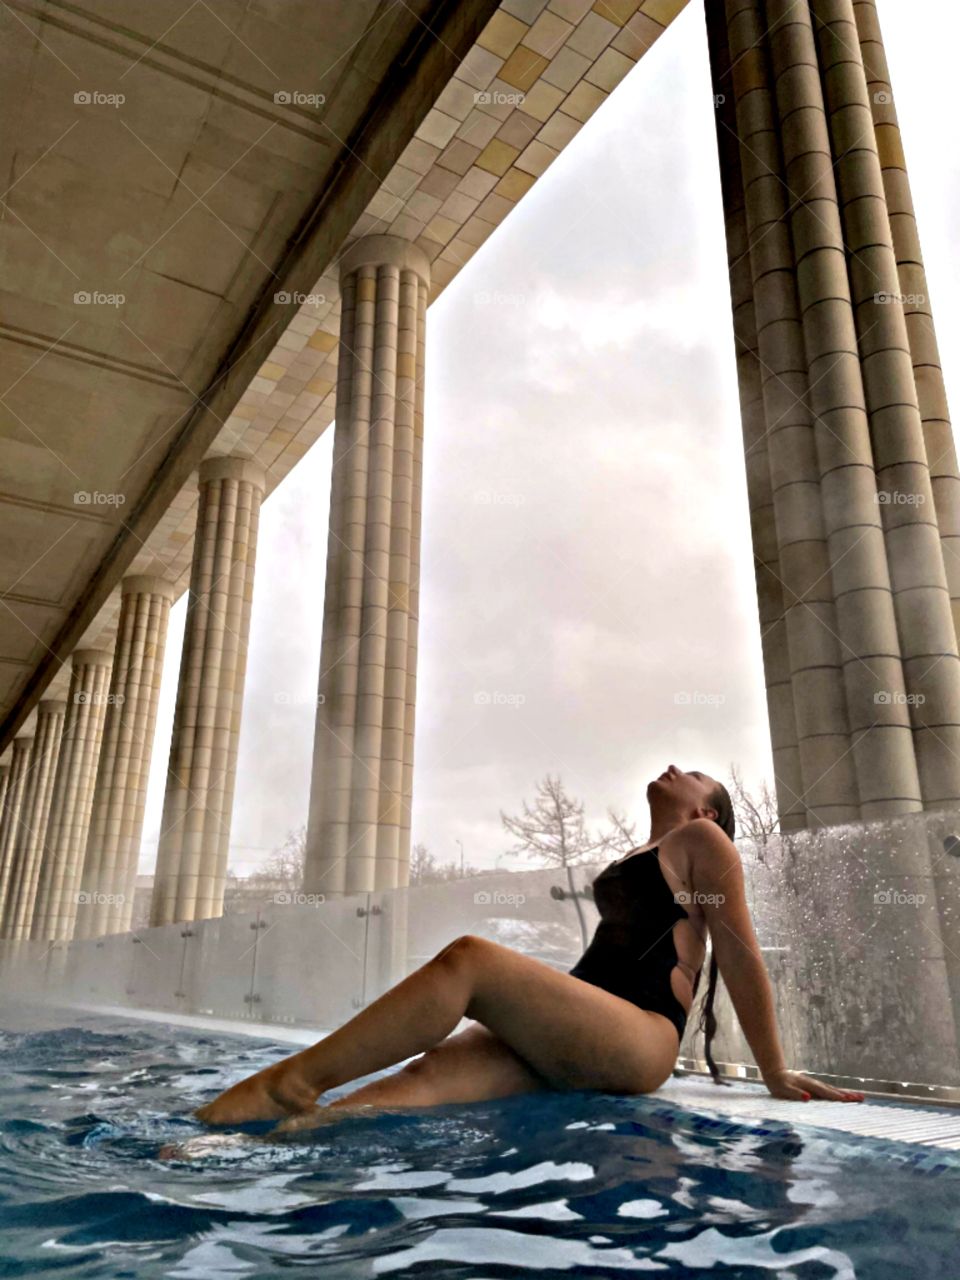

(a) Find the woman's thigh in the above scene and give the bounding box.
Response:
[445,935,680,1095]
[397,1022,552,1105]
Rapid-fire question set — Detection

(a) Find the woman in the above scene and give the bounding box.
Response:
[195,764,864,1131]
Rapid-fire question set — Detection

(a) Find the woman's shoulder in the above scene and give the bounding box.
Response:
[670,819,740,885]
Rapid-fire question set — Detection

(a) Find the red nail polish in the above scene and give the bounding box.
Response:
[801,1091,811,1100]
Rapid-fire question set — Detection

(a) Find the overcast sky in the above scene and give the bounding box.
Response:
[140,1,960,877]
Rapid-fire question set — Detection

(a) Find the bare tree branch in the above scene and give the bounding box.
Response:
[725,763,780,861]
[500,774,610,867]
[409,841,482,884]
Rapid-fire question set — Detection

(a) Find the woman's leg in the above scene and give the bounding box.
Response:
[271,1023,550,1133]
[195,934,679,1125]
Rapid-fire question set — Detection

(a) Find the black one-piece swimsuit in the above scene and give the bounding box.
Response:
[568,845,696,1041]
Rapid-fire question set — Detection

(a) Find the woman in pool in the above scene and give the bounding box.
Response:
[195,765,864,1130]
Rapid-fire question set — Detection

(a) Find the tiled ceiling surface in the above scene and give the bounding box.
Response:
[0,0,688,754]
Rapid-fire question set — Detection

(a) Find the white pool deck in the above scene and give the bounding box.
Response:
[59,1002,960,1156]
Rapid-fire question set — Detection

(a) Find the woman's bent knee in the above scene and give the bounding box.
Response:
[399,1049,439,1080]
[433,934,488,967]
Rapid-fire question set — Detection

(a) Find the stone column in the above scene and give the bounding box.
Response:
[306,235,430,895]
[854,0,960,643]
[75,576,174,939]
[31,649,113,942]
[710,0,946,823]
[810,0,960,809]
[768,0,923,818]
[0,700,66,939]
[717,0,862,826]
[0,738,33,923]
[399,264,429,870]
[707,3,806,829]
[150,455,265,927]
[0,764,9,819]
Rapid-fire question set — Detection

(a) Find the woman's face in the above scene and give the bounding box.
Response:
[649,764,719,817]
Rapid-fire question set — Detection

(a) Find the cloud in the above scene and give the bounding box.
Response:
[144,0,960,876]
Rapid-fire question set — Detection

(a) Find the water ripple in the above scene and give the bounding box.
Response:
[1,1006,958,1279]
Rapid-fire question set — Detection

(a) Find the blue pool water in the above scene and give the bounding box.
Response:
[1,1008,958,1278]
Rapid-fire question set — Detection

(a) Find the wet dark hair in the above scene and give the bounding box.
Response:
[690,777,735,1086]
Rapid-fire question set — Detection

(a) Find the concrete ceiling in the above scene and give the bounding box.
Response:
[0,0,688,754]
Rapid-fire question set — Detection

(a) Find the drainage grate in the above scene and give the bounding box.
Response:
[658,1074,960,1151]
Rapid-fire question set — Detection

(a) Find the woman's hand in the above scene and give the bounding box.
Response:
[762,1066,865,1102]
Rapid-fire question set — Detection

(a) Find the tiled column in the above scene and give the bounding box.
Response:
[150,455,265,927]
[75,576,174,939]
[305,235,430,895]
[854,0,960,643]
[0,738,34,924]
[0,700,66,939]
[31,649,113,942]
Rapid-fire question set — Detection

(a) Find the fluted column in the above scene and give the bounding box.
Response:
[0,738,33,923]
[399,260,429,869]
[150,455,265,927]
[809,0,960,807]
[721,0,862,825]
[710,0,960,823]
[75,576,174,939]
[31,649,113,942]
[854,0,960,641]
[1,700,66,939]
[707,4,806,828]
[305,235,430,895]
[768,0,922,817]
[0,765,9,828]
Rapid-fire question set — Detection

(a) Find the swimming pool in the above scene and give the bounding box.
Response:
[1,1006,958,1278]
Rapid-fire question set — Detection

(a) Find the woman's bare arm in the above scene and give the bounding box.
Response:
[684,818,787,1077]
[684,818,864,1103]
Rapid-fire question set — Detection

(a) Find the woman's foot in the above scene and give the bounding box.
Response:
[269,1105,338,1136]
[158,1133,259,1161]
[269,1101,385,1137]
[194,1054,319,1125]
